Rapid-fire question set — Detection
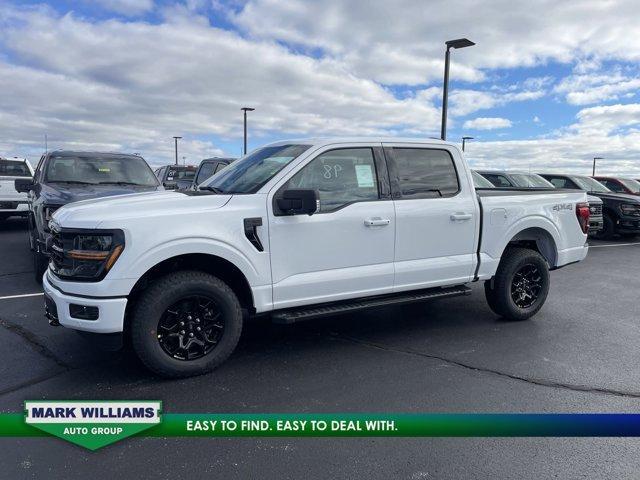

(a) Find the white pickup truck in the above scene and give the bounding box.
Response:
[43,138,589,377]
[0,157,33,222]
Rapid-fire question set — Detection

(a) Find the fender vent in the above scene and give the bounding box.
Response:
[243,217,264,252]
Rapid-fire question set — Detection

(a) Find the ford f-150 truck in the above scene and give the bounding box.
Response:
[43,138,589,377]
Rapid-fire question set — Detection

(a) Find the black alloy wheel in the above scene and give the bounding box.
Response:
[157,295,225,361]
[509,264,543,309]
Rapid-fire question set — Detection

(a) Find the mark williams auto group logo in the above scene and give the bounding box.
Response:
[25,401,162,450]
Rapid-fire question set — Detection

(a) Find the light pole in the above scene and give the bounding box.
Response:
[241,107,255,155]
[441,38,475,141]
[173,136,182,165]
[592,157,603,176]
[462,136,474,152]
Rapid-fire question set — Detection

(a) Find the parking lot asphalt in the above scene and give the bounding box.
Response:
[1,216,639,479]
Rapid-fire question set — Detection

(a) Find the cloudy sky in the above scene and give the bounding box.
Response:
[1,0,640,174]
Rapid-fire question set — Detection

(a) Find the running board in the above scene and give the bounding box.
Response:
[271,285,472,324]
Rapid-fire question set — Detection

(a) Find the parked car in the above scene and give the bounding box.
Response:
[0,157,33,223]
[592,176,640,196]
[43,138,589,377]
[15,151,162,281]
[471,169,495,188]
[538,173,640,239]
[181,157,236,191]
[154,165,197,190]
[477,170,604,235]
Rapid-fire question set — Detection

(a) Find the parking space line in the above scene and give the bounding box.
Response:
[0,293,44,301]
[590,242,640,248]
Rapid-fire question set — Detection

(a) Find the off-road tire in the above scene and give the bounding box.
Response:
[484,247,550,321]
[130,270,243,378]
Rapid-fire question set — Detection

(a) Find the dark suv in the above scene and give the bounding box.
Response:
[15,151,162,281]
[178,157,235,191]
[154,165,197,190]
[538,173,640,239]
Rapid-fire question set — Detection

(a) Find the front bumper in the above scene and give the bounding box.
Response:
[615,215,640,234]
[0,202,28,215]
[588,215,604,234]
[43,272,128,334]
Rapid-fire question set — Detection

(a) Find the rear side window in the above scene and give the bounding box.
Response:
[0,160,30,177]
[283,148,379,213]
[392,148,459,198]
[600,179,625,193]
[482,174,513,187]
[545,177,576,189]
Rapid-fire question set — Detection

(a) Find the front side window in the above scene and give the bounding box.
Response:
[45,155,158,186]
[0,160,31,177]
[283,148,379,213]
[510,173,554,188]
[393,148,459,198]
[203,144,310,194]
[545,176,575,189]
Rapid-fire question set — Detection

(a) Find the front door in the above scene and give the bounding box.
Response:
[268,145,395,310]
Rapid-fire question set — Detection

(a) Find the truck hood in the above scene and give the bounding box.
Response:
[40,182,160,205]
[52,190,232,229]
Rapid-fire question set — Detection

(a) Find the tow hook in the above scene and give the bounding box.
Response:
[45,310,60,326]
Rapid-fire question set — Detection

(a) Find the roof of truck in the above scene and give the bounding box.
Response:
[267,137,459,148]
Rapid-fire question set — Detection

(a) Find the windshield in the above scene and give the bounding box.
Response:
[45,154,159,186]
[572,176,611,193]
[471,170,494,188]
[0,159,31,177]
[510,173,554,188]
[202,144,311,194]
[619,178,640,193]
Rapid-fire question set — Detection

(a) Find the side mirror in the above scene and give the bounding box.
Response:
[276,189,318,216]
[15,178,34,193]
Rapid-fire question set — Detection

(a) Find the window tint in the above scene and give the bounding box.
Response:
[393,148,459,198]
[284,148,379,213]
[214,162,227,174]
[602,180,625,192]
[482,174,513,187]
[545,177,574,189]
[0,160,30,177]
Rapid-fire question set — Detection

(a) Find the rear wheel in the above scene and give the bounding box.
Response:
[484,247,550,321]
[131,271,243,378]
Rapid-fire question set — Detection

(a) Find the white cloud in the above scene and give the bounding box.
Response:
[463,117,512,130]
[233,0,640,86]
[91,0,154,16]
[555,71,640,105]
[466,104,640,175]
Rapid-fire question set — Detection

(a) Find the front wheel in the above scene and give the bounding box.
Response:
[484,247,550,321]
[130,271,243,378]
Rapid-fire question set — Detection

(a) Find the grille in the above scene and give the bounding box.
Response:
[589,204,603,216]
[49,229,68,274]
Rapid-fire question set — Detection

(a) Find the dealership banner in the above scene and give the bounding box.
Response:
[2,405,640,450]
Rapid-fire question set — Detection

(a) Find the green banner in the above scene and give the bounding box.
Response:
[0,410,639,450]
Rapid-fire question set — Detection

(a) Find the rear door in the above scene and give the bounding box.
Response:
[383,143,478,291]
[268,144,395,309]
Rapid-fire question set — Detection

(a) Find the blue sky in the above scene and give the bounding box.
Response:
[1,0,640,174]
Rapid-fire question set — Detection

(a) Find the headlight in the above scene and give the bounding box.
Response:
[620,204,640,216]
[50,229,124,281]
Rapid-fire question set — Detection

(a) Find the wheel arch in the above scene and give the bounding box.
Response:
[503,226,558,268]
[123,253,256,335]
